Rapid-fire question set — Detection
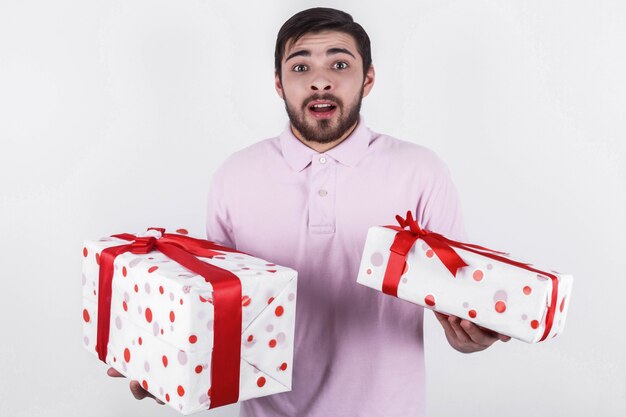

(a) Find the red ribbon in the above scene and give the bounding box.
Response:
[381,211,559,342]
[96,228,244,408]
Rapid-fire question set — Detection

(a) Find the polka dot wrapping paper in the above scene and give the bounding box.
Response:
[81,229,297,414]
[357,224,573,343]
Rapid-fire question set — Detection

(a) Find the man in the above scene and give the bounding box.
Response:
[108,7,510,416]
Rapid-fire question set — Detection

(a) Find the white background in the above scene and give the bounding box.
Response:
[1,1,625,416]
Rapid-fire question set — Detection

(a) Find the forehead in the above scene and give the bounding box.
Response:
[284,30,358,59]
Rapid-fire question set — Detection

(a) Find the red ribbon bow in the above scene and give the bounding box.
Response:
[96,228,244,408]
[382,211,559,342]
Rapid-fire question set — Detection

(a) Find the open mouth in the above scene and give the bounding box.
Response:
[308,102,337,119]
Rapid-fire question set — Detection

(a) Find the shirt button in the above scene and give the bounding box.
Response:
[318,189,328,197]
[319,156,327,164]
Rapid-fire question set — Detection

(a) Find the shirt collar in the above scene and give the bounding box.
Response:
[279,115,372,172]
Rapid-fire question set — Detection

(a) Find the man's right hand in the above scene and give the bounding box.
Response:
[107,367,165,405]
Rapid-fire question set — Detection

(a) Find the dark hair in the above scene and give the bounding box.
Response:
[274,8,372,81]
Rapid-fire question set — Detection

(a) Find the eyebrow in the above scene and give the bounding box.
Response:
[284,47,356,63]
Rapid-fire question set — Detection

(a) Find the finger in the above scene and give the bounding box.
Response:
[434,312,457,338]
[433,311,450,321]
[448,315,472,344]
[461,320,499,346]
[497,333,511,342]
[107,367,125,378]
[129,380,153,401]
[476,324,510,342]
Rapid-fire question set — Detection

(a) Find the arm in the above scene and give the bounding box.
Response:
[418,154,510,353]
[106,165,235,400]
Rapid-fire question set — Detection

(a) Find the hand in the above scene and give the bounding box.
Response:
[107,367,165,405]
[434,311,511,353]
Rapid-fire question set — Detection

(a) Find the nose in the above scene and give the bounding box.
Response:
[309,74,333,92]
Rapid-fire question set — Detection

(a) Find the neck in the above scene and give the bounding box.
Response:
[291,120,359,153]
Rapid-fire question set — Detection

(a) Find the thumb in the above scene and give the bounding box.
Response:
[107,367,125,378]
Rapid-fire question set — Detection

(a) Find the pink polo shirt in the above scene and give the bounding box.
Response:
[206,115,467,417]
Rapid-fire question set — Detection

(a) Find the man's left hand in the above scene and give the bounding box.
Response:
[434,311,511,353]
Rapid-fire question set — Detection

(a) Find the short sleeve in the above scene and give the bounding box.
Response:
[417,157,468,242]
[206,165,236,248]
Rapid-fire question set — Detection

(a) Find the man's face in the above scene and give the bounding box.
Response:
[275,30,375,144]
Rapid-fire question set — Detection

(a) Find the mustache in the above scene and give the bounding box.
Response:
[303,94,342,107]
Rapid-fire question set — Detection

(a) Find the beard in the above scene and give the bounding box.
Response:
[283,86,364,144]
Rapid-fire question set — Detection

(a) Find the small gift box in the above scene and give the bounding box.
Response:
[357,212,573,343]
[81,228,297,414]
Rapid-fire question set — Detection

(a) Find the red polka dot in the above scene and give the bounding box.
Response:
[275,306,284,317]
[473,270,484,281]
[199,295,212,303]
[145,308,152,323]
[424,294,436,307]
[207,387,212,397]
[560,298,565,312]
[242,296,251,307]
[247,335,254,342]
[366,268,372,275]
[179,299,183,305]
[189,335,197,344]
[495,301,507,313]
[269,339,277,348]
[531,320,540,329]
[159,286,164,294]
[148,266,158,273]
[95,252,100,265]
[523,286,532,295]
[169,311,175,322]
[138,337,142,345]
[256,377,266,387]
[468,309,477,319]
[142,380,148,390]
[82,247,88,257]
[165,393,170,402]
[122,266,127,277]
[124,348,131,362]
[176,228,188,235]
[122,301,128,311]
[195,365,203,374]
[426,249,434,258]
[82,309,90,323]
[134,284,138,293]
[113,357,116,362]
[160,329,164,335]
[267,297,274,304]
[177,385,185,396]
[162,355,168,367]
[279,362,288,371]
[267,269,277,273]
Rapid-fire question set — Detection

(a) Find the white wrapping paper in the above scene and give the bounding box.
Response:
[81,230,297,414]
[357,225,573,343]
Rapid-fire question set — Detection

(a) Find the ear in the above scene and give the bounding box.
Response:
[274,71,285,99]
[361,64,375,98]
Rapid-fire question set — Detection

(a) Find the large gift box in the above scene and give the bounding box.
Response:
[81,228,297,414]
[357,212,573,343]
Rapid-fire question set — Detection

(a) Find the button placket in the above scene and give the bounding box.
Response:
[308,154,336,234]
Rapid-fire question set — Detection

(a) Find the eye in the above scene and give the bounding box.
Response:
[293,64,308,72]
[333,61,349,70]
